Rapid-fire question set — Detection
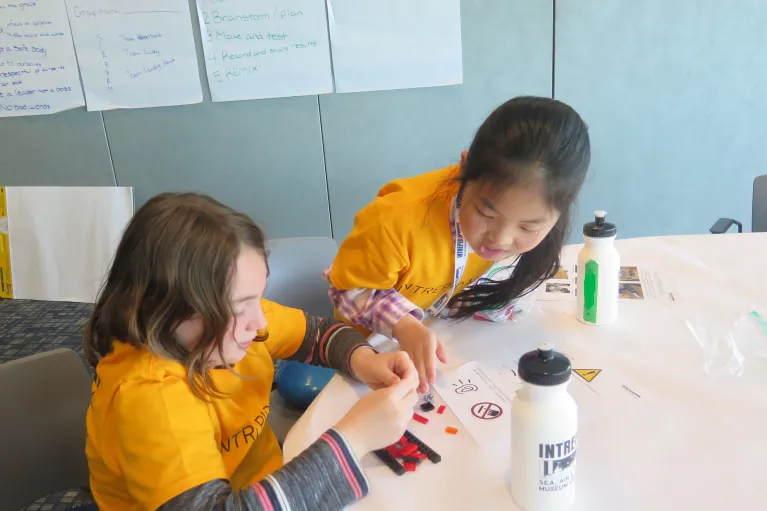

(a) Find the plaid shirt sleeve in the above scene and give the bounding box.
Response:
[324,267,424,339]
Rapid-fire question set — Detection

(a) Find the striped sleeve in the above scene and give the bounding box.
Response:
[324,267,424,339]
[157,428,369,511]
[284,313,371,378]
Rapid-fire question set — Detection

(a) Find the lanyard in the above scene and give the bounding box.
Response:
[426,193,468,316]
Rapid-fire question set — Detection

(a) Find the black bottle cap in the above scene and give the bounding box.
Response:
[583,210,617,238]
[518,344,572,386]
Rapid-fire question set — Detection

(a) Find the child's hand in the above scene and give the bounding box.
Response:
[335,371,419,456]
[392,315,448,393]
[350,348,417,390]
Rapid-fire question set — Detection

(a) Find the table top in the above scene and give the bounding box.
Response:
[283,233,767,511]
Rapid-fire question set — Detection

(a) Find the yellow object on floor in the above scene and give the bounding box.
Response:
[0,187,12,298]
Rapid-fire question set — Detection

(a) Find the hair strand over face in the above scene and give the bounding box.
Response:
[84,192,267,400]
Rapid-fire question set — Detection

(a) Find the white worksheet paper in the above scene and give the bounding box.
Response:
[537,264,681,303]
[0,0,85,116]
[433,361,521,448]
[326,0,463,93]
[558,347,646,404]
[197,0,333,102]
[65,0,202,111]
[434,355,647,448]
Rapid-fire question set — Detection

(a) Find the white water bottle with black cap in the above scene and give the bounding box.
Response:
[510,344,577,511]
[577,210,619,326]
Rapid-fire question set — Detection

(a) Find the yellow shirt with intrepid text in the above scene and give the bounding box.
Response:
[86,300,306,511]
[330,166,492,326]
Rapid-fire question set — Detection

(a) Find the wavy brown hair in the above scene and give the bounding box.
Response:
[84,192,267,399]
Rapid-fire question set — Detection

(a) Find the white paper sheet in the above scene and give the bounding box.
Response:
[196,0,333,102]
[326,0,463,93]
[557,347,647,404]
[65,0,202,111]
[0,0,85,117]
[433,361,521,448]
[434,357,647,449]
[537,264,681,303]
[5,187,133,302]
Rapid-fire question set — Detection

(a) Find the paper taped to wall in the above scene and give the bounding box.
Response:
[197,0,334,102]
[0,0,85,117]
[65,0,203,111]
[327,0,463,93]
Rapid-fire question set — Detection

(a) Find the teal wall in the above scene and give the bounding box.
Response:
[557,0,762,237]
[0,1,759,240]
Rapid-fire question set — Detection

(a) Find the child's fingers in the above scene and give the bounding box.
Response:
[382,370,400,387]
[403,347,424,392]
[424,347,437,385]
[436,339,449,364]
[402,388,418,409]
[388,371,418,399]
[405,365,419,388]
[396,357,419,391]
[391,351,416,381]
[414,351,428,393]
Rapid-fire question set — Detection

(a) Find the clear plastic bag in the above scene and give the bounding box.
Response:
[685,310,767,377]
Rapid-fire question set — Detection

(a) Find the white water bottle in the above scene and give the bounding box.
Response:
[577,210,619,326]
[511,344,577,511]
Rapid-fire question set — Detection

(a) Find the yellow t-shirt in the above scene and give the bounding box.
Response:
[330,165,492,329]
[86,299,306,511]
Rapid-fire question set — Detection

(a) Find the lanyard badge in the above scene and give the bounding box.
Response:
[426,194,468,317]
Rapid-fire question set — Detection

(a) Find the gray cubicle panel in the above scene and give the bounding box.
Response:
[320,0,555,240]
[556,0,765,237]
[320,0,553,240]
[0,109,116,186]
[103,96,330,239]
[101,0,331,240]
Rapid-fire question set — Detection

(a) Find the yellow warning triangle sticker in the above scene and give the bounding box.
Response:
[573,369,601,383]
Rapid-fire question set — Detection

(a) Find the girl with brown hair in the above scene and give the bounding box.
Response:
[84,192,417,510]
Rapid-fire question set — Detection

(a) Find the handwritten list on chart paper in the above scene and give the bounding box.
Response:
[0,0,84,117]
[197,0,333,102]
[65,0,202,111]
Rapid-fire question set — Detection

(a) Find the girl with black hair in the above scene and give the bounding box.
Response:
[327,96,591,393]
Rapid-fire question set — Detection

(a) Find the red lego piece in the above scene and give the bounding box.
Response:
[377,430,441,475]
[386,440,418,458]
[437,405,446,414]
[412,413,429,425]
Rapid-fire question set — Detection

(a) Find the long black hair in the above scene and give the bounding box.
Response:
[448,96,590,319]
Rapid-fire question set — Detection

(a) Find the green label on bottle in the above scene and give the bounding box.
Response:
[583,260,599,323]
[752,311,767,339]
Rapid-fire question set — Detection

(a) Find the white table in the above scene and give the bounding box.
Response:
[284,234,767,511]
